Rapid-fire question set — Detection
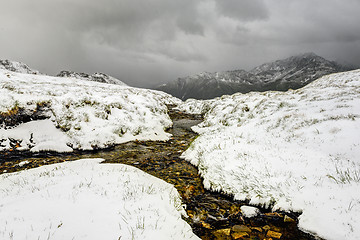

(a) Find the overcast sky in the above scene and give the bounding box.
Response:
[1,0,360,87]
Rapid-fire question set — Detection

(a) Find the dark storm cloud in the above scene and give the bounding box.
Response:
[0,0,359,87]
[214,0,269,21]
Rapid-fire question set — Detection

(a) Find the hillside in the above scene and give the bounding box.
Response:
[57,71,127,86]
[0,69,180,152]
[179,69,360,240]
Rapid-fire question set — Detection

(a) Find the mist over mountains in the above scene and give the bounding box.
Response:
[156,53,354,100]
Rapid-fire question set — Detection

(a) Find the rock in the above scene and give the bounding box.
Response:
[264,212,283,217]
[230,205,240,215]
[262,225,271,231]
[266,230,282,239]
[213,228,231,237]
[251,227,263,233]
[232,225,252,233]
[201,221,212,229]
[231,232,249,239]
[284,215,296,223]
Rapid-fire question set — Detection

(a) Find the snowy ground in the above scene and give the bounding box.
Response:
[180,70,360,240]
[0,70,181,152]
[0,159,199,240]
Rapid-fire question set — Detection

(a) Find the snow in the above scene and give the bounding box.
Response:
[0,159,199,240]
[17,160,29,167]
[0,70,181,152]
[240,206,260,218]
[0,60,40,75]
[181,70,360,240]
[176,98,215,115]
[57,71,127,86]
[0,119,72,152]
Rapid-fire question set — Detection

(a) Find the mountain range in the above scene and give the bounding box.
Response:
[156,53,354,100]
[0,60,126,86]
[1,54,355,101]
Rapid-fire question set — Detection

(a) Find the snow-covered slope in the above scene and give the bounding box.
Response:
[0,159,199,240]
[0,59,40,75]
[0,70,180,152]
[57,71,127,86]
[180,70,360,240]
[158,53,353,100]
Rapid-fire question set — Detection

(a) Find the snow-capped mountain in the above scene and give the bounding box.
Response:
[250,52,350,91]
[157,53,354,100]
[57,71,127,86]
[0,60,40,75]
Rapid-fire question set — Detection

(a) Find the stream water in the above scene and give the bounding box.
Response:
[0,107,319,240]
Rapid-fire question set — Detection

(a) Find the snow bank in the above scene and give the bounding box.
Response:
[176,98,215,115]
[181,70,360,240]
[0,70,181,152]
[0,159,199,240]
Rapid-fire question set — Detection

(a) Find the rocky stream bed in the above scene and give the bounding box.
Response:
[0,107,319,240]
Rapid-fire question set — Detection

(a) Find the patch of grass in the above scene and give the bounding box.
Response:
[327,166,360,184]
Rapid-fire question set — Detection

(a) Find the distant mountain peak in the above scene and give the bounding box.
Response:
[57,70,127,86]
[157,53,355,100]
[0,60,40,75]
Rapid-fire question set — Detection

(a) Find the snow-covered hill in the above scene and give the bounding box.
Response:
[0,59,40,75]
[0,69,180,152]
[57,71,127,86]
[180,70,360,240]
[158,53,353,100]
[0,159,200,240]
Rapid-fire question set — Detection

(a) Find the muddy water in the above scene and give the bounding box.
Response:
[0,108,318,240]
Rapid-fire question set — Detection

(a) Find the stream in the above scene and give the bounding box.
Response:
[0,107,318,240]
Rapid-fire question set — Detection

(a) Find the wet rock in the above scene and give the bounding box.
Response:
[213,228,231,238]
[266,230,282,239]
[262,225,271,231]
[232,225,252,233]
[251,227,263,233]
[265,212,283,217]
[232,231,249,239]
[201,222,212,229]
